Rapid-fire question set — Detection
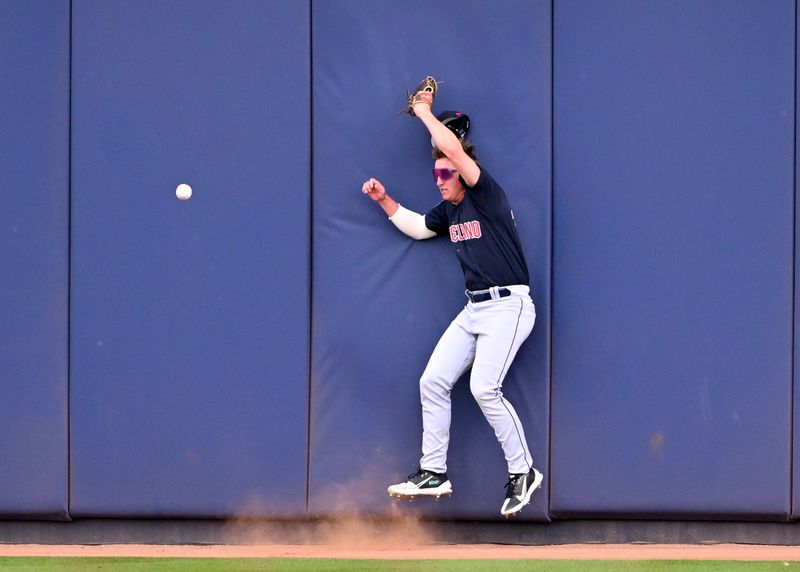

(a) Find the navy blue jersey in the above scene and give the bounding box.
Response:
[424,168,529,291]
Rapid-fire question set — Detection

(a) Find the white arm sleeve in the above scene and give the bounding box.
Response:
[389,204,437,240]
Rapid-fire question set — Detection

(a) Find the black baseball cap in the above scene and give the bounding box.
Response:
[432,110,470,147]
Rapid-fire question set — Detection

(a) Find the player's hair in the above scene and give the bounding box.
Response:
[432,139,478,162]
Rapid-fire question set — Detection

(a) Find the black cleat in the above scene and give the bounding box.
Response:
[500,468,543,516]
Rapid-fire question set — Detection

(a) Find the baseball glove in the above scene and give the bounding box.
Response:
[402,76,440,116]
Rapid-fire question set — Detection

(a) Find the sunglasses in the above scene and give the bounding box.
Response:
[432,168,458,182]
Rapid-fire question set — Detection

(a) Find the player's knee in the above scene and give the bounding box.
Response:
[420,370,450,397]
[470,383,500,406]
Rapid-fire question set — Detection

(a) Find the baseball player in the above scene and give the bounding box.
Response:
[361,77,542,516]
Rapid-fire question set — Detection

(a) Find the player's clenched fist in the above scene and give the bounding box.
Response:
[362,178,386,202]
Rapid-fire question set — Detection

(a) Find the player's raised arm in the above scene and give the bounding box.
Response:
[403,76,480,187]
[362,178,436,240]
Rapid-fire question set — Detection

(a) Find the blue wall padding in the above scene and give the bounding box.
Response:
[69,0,310,517]
[309,0,552,520]
[551,0,794,518]
[5,0,800,523]
[794,1,800,521]
[0,1,70,520]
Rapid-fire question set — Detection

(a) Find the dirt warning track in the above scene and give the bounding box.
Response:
[0,543,799,561]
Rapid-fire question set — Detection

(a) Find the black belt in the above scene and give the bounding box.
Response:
[466,287,511,303]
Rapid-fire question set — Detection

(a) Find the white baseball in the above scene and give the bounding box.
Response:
[176,183,192,200]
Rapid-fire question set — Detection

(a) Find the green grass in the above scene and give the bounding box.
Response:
[0,559,796,571]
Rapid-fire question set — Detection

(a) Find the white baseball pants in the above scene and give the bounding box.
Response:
[419,288,536,475]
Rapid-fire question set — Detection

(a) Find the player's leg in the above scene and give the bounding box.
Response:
[419,308,476,473]
[470,296,535,472]
[468,295,541,514]
[388,308,475,498]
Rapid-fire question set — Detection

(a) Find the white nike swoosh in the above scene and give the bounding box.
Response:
[415,476,433,488]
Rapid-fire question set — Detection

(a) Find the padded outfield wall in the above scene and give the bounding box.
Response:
[0,0,797,522]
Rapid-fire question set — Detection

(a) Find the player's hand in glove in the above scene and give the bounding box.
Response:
[402,76,439,117]
[362,178,387,202]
